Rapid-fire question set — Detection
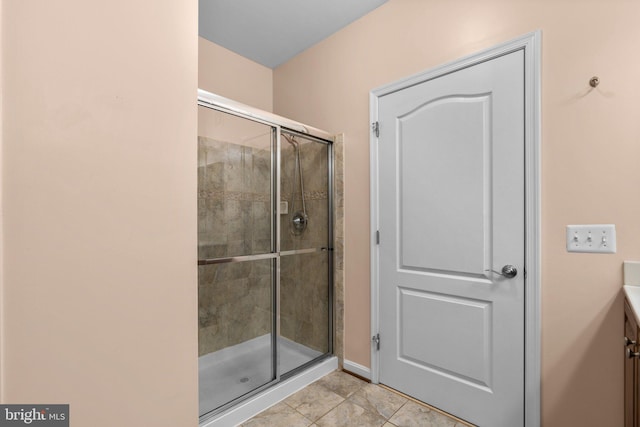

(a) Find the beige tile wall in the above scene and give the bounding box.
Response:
[198,133,340,358]
[333,135,345,366]
[280,136,331,353]
[198,136,273,356]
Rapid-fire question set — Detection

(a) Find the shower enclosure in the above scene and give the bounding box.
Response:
[197,90,333,421]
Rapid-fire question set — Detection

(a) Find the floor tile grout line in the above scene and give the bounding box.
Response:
[248,370,480,427]
[299,399,341,426]
[295,401,341,425]
[314,376,389,426]
[339,369,409,423]
[337,370,458,424]
[292,381,346,425]
[386,399,408,422]
[325,372,408,423]
[302,413,314,427]
[343,395,390,423]
[378,383,475,427]
[318,370,368,399]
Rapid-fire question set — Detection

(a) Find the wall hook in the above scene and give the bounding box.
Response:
[589,76,600,88]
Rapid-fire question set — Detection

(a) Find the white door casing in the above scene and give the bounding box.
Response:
[369,32,541,427]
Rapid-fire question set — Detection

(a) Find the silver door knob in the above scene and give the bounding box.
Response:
[500,265,518,278]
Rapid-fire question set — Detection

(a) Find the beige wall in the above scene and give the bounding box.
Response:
[273,0,640,425]
[1,1,198,426]
[199,37,273,112]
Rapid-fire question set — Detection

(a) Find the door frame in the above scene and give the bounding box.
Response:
[369,31,541,426]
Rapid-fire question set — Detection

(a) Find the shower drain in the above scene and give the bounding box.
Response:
[240,377,249,383]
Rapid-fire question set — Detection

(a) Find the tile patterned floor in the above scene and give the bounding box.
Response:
[241,370,472,427]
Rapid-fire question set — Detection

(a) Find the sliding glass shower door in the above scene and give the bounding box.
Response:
[279,131,331,376]
[197,97,333,421]
[198,105,277,417]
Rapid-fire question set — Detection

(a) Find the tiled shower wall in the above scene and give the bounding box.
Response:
[198,133,341,360]
[280,137,330,354]
[333,135,345,366]
[198,136,273,356]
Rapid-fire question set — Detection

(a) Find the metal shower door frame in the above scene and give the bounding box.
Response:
[197,89,334,422]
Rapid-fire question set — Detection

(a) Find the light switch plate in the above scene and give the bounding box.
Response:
[566,224,616,253]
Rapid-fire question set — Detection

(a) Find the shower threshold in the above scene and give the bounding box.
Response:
[199,334,337,426]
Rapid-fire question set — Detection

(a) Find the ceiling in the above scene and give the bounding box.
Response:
[199,0,388,69]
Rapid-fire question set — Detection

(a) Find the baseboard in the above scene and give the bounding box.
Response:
[343,359,371,380]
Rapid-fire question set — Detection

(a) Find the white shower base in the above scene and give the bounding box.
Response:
[199,334,335,425]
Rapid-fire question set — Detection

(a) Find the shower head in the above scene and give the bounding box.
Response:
[282,133,298,147]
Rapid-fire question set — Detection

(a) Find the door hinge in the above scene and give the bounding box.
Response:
[376,230,380,245]
[372,333,380,351]
[371,121,379,137]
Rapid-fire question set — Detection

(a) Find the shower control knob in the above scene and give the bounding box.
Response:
[290,211,308,235]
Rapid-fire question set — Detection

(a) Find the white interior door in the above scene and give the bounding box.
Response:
[376,50,525,427]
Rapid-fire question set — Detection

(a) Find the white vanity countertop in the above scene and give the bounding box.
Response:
[624,285,640,320]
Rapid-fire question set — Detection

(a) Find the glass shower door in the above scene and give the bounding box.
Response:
[279,131,332,376]
[197,105,277,417]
